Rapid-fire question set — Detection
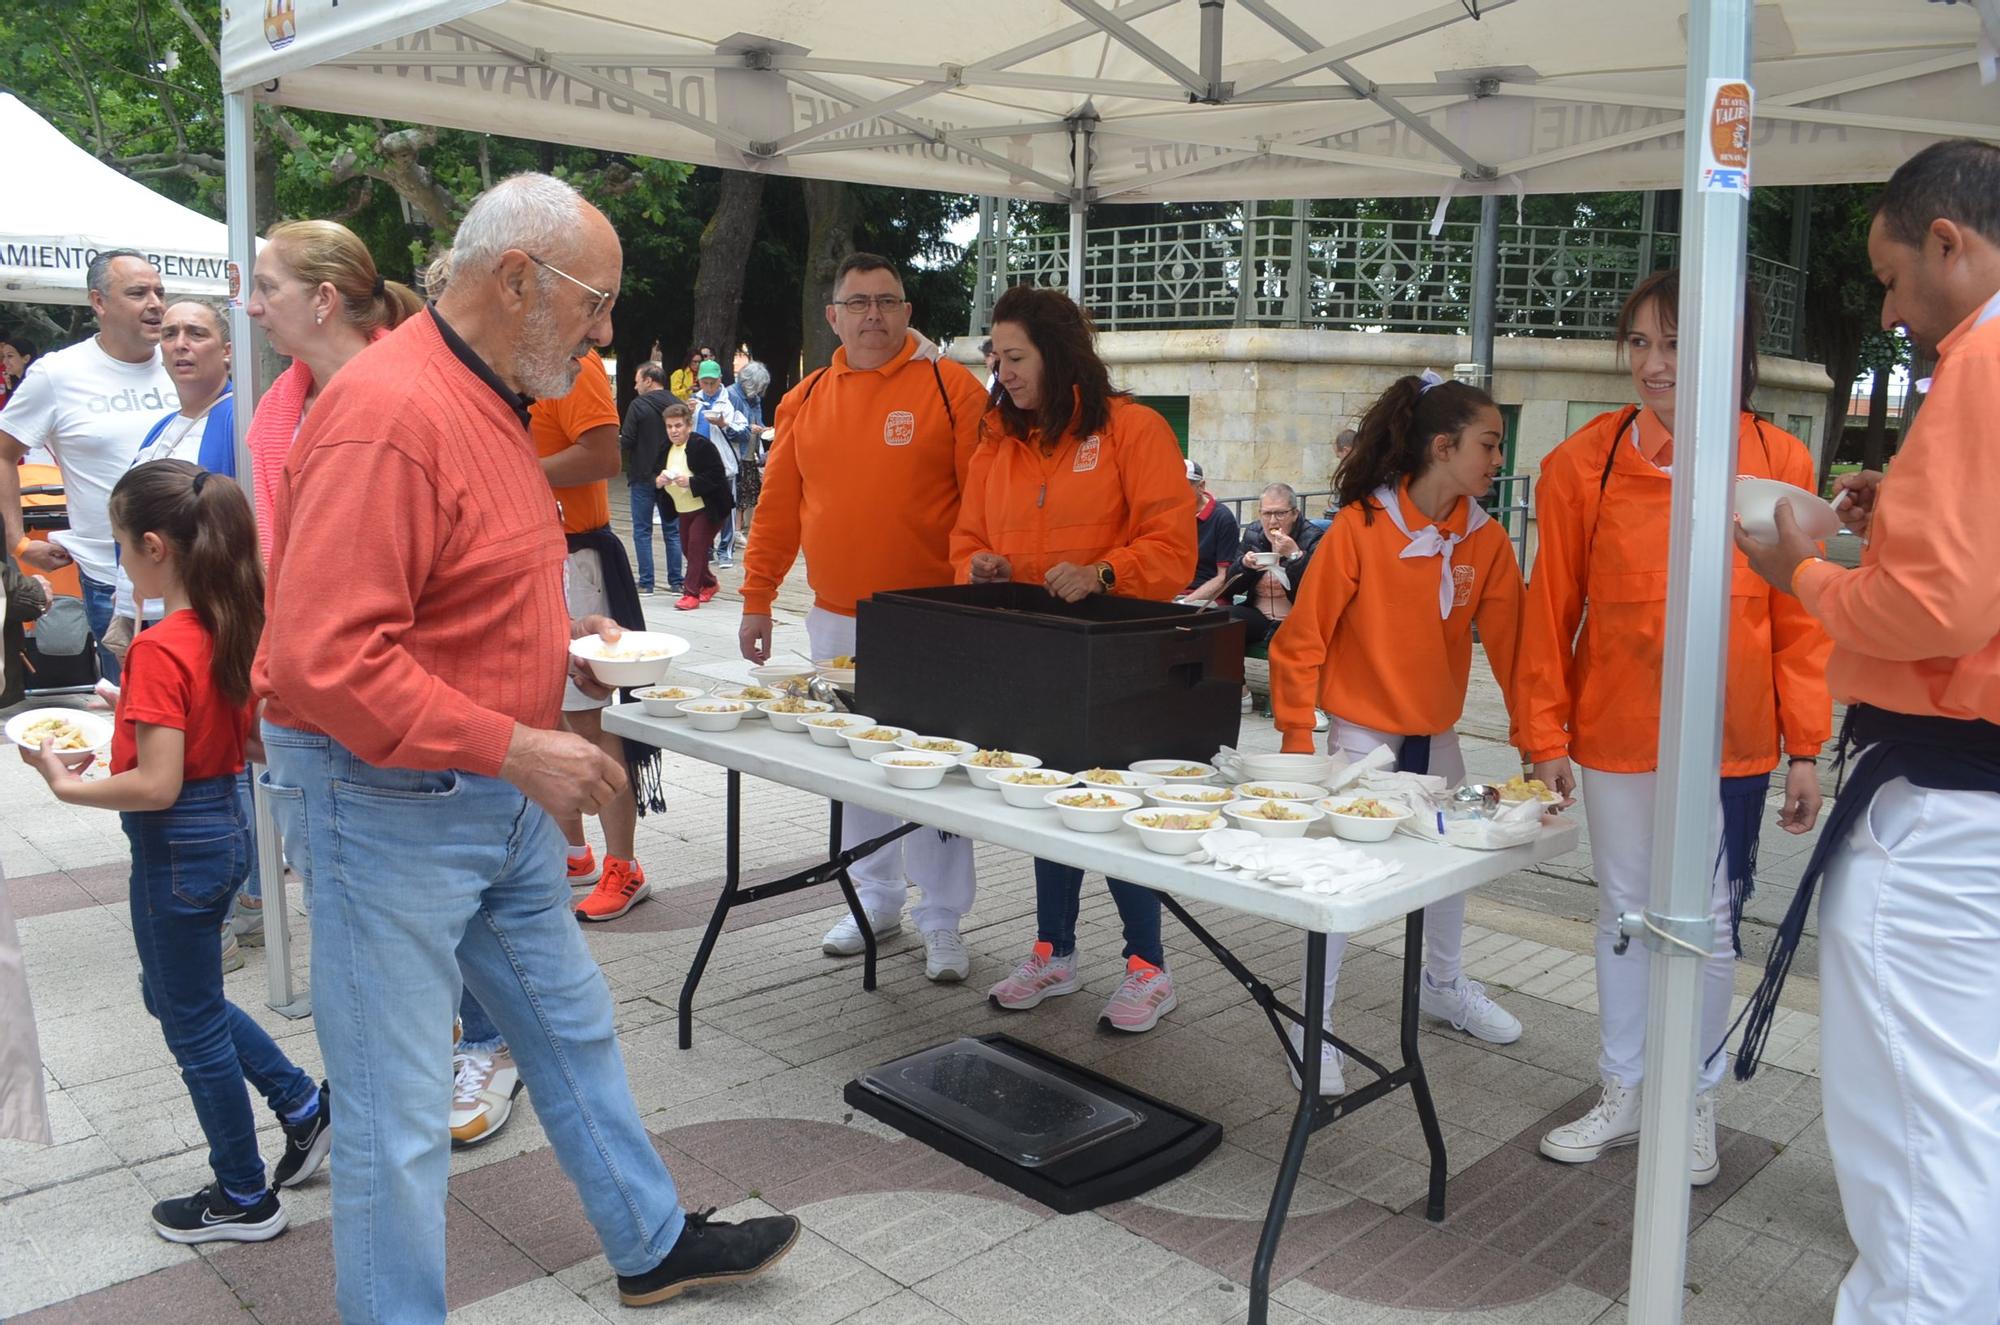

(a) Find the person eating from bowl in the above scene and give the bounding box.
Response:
[1267,370,1532,1096]
[1516,268,1831,1186]
[1211,482,1323,646]
[951,284,1195,1033]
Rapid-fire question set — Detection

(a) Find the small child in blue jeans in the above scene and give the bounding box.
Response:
[21,460,330,1243]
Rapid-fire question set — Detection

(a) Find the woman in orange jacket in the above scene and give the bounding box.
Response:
[1267,372,1530,1096]
[951,285,1195,1033]
[1518,270,1832,1184]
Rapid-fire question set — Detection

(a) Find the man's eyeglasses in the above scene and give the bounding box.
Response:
[530,255,615,321]
[831,294,908,315]
[1258,509,1295,521]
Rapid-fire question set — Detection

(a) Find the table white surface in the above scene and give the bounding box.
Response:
[605,704,1577,934]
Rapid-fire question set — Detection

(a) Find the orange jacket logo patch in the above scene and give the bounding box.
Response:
[1073,436,1101,472]
[883,410,916,446]
[1452,563,1475,608]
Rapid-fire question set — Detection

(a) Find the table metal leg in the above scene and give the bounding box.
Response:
[1401,907,1449,1221]
[677,769,744,1050]
[1249,931,1328,1324]
[828,802,877,993]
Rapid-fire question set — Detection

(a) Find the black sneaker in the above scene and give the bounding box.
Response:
[151,1183,289,1244]
[615,1207,802,1306]
[271,1080,331,1189]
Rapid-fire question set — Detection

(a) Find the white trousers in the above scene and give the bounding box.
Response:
[1819,777,2000,1325]
[1579,768,1736,1094]
[805,607,976,933]
[1307,718,1468,1022]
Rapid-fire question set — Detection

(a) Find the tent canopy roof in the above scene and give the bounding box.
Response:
[0,93,234,305]
[224,0,1999,205]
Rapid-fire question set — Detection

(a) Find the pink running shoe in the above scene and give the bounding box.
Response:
[987,941,1080,1011]
[1101,956,1177,1033]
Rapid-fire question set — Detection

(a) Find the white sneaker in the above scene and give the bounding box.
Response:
[821,909,902,956]
[1540,1077,1642,1164]
[1313,711,1330,732]
[1419,975,1523,1045]
[220,924,244,974]
[1286,1022,1347,1097]
[1691,1089,1720,1187]
[923,928,970,983]
[449,1049,523,1148]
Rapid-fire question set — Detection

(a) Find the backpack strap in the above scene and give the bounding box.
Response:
[931,357,956,430]
[1599,406,1640,493]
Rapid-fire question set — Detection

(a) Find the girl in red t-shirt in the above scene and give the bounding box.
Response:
[19,459,329,1245]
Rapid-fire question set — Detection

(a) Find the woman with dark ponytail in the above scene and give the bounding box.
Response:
[1267,371,1532,1096]
[18,460,330,1245]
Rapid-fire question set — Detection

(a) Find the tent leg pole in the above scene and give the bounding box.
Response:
[1067,199,1086,305]
[1626,1,1753,1321]
[1468,194,1500,391]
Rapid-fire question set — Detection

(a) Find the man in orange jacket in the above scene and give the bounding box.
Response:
[1737,139,2000,1325]
[738,254,989,982]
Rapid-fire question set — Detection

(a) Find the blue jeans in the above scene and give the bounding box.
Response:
[1033,859,1165,966]
[628,478,682,590]
[123,775,316,1196]
[260,725,684,1324]
[457,987,504,1054]
[715,474,737,560]
[79,569,118,684]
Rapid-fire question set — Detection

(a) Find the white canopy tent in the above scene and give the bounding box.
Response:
[0,92,234,305]
[219,4,2000,1324]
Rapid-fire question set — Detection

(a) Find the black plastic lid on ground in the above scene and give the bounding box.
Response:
[846,1033,1221,1215]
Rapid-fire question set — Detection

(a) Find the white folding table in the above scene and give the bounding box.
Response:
[605,703,1577,1324]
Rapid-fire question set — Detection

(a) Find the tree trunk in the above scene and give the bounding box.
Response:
[689,170,767,369]
[1813,321,1864,493]
[1860,362,1893,472]
[799,179,860,374]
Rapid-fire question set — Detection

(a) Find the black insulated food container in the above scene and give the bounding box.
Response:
[854,583,1244,772]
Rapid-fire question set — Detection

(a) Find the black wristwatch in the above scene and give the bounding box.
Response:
[1095,561,1116,592]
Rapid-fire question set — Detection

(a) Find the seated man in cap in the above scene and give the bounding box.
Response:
[1179,459,1240,604]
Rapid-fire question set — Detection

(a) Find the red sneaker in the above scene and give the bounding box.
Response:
[565,846,600,886]
[697,583,719,603]
[575,858,649,923]
[675,594,700,611]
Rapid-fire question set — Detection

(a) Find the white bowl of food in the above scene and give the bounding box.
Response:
[842,724,911,760]
[677,699,750,732]
[803,712,873,747]
[1130,759,1218,784]
[1229,751,1338,786]
[748,663,816,692]
[1075,767,1166,793]
[569,630,690,688]
[714,684,782,715]
[871,750,958,789]
[758,697,834,732]
[1044,787,1143,833]
[5,708,112,768]
[896,734,975,763]
[1224,798,1324,839]
[1246,550,1281,571]
[635,683,706,717]
[1231,780,1328,802]
[1124,807,1225,855]
[1319,796,1413,843]
[812,655,858,688]
[963,749,1043,789]
[1733,477,1843,546]
[1146,784,1237,808]
[992,768,1079,808]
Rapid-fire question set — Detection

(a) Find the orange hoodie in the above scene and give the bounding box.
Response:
[950,396,1194,599]
[1517,409,1832,774]
[741,335,988,617]
[1794,296,2000,723]
[1269,484,1525,752]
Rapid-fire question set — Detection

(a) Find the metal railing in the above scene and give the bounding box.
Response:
[1218,473,1533,571]
[986,205,1800,357]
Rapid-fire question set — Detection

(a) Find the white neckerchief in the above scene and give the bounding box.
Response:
[1372,484,1490,619]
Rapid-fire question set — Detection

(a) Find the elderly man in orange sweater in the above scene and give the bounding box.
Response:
[1737,139,2000,1325]
[256,173,797,1322]
[739,253,989,982]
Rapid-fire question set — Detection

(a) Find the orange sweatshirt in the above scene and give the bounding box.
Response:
[1269,484,1525,750]
[740,335,987,616]
[1794,296,2000,723]
[949,396,1194,599]
[1517,409,1832,774]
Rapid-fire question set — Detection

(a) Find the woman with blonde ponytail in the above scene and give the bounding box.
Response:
[243,219,421,558]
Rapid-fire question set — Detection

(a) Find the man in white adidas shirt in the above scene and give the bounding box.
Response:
[0,250,176,683]
[102,301,234,661]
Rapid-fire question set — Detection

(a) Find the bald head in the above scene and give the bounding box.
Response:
[435,172,622,399]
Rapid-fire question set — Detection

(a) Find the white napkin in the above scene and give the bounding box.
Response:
[1193,829,1403,894]
[1397,795,1546,850]
[1320,744,1396,793]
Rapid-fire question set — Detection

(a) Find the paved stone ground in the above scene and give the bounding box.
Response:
[0,508,1852,1323]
